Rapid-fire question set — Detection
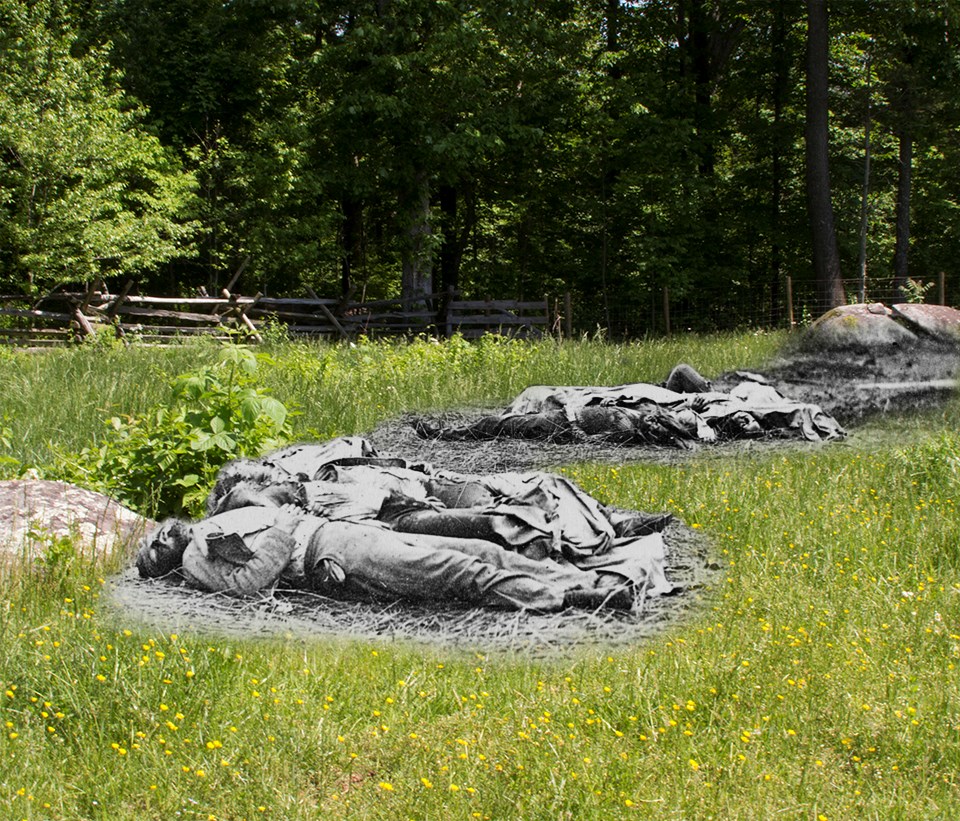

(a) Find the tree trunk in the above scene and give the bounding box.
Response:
[804,0,845,311]
[400,170,433,303]
[606,0,620,52]
[436,184,460,295]
[857,56,872,304]
[892,130,912,300]
[605,0,623,79]
[339,196,363,299]
[688,0,715,176]
[769,0,788,324]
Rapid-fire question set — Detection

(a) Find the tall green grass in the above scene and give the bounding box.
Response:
[1,332,958,819]
[0,331,784,471]
[0,343,215,466]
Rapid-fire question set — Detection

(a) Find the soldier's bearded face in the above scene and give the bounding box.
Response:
[137,520,190,577]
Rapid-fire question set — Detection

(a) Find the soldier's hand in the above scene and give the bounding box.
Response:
[275,503,304,531]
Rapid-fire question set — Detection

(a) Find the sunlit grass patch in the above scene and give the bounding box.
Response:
[259,330,786,438]
[1,332,958,819]
[0,331,784,473]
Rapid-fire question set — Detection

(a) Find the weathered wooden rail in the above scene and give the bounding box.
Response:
[0,286,554,346]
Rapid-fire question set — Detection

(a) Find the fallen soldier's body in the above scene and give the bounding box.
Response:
[137,506,637,611]
[136,438,676,612]
[414,364,845,447]
[210,438,674,573]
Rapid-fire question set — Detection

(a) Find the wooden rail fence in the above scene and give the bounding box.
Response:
[0,285,554,346]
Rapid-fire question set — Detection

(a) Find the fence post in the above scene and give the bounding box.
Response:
[785,276,795,328]
[72,282,98,340]
[224,255,251,295]
[939,271,946,306]
[71,307,96,340]
[317,302,350,340]
[662,286,671,336]
[443,285,454,338]
[564,291,572,338]
[106,279,135,344]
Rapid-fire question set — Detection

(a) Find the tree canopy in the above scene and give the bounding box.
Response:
[0,0,198,292]
[1,0,958,330]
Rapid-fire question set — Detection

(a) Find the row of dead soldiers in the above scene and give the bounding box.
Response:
[137,437,676,612]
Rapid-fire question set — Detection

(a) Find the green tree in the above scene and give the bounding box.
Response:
[50,0,960,328]
[0,0,197,292]
[870,0,960,297]
[96,0,333,295]
[301,0,576,302]
[804,0,845,309]
[718,0,807,323]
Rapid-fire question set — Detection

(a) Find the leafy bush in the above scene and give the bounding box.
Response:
[54,347,293,517]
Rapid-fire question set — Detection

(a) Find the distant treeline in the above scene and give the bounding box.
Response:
[1,0,958,334]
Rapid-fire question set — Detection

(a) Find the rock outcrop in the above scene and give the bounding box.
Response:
[802,302,960,349]
[0,480,154,561]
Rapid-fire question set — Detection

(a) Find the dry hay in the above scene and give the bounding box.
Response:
[740,338,960,426]
[365,411,841,476]
[106,519,717,656]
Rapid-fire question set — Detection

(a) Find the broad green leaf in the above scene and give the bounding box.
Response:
[259,396,288,428]
[240,396,261,426]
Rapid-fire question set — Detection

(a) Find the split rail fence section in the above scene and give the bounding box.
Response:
[0,287,553,346]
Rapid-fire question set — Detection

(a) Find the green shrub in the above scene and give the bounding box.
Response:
[52,347,293,517]
[898,277,935,304]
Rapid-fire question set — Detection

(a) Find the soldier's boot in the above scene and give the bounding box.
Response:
[563,585,635,612]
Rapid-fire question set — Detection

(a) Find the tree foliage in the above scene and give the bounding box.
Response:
[0,0,198,291]
[2,0,959,326]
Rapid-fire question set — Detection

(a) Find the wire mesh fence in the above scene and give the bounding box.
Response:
[570,273,952,340]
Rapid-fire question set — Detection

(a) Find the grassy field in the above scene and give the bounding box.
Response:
[0,332,958,820]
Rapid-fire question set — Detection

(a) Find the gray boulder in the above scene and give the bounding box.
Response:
[0,480,154,561]
[889,303,960,344]
[802,303,918,349]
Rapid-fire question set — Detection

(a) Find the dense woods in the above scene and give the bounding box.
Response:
[1,0,958,334]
